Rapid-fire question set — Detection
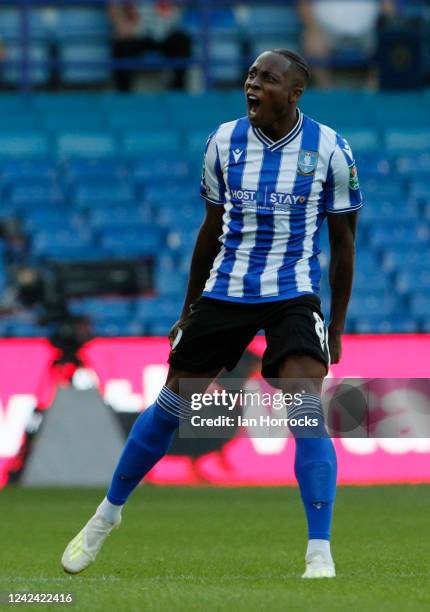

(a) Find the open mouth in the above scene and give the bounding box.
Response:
[247,95,261,119]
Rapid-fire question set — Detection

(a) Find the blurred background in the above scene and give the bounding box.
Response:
[0,0,429,488]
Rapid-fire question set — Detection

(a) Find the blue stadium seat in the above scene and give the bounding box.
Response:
[23,210,82,233]
[33,228,91,251]
[155,269,187,297]
[147,318,175,336]
[143,183,197,204]
[354,317,418,334]
[0,320,9,338]
[183,8,238,35]
[155,203,202,228]
[208,36,242,84]
[34,244,111,261]
[0,113,40,131]
[336,128,380,153]
[166,226,200,251]
[64,158,129,183]
[166,94,238,130]
[368,222,428,248]
[360,177,405,200]
[360,200,418,223]
[59,42,111,84]
[99,93,167,114]
[396,270,430,294]
[57,132,116,159]
[69,297,133,320]
[0,95,31,114]
[0,269,7,294]
[133,158,189,184]
[186,129,213,155]
[410,293,430,318]
[93,321,142,337]
[89,206,148,230]
[3,43,50,86]
[0,9,20,39]
[6,321,46,338]
[354,251,381,271]
[121,130,182,157]
[100,228,164,255]
[353,269,392,292]
[153,207,202,231]
[372,96,430,127]
[347,290,400,318]
[0,159,57,184]
[8,184,64,207]
[303,89,358,107]
[32,231,93,259]
[107,109,173,131]
[2,175,58,200]
[354,152,392,177]
[135,297,180,320]
[72,183,135,207]
[409,179,430,202]
[383,250,430,272]
[215,90,246,117]
[396,152,430,176]
[56,8,110,38]
[0,203,20,219]
[385,129,430,152]
[424,203,430,220]
[0,8,45,43]
[32,93,103,112]
[314,104,371,128]
[0,133,49,159]
[240,6,301,36]
[40,112,107,132]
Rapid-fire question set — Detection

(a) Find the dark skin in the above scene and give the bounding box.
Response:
[327,211,358,363]
[167,51,357,394]
[244,51,304,141]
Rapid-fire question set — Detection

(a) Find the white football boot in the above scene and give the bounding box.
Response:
[302,552,336,579]
[61,513,121,574]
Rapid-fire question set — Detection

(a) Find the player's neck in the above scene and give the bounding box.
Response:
[260,107,299,143]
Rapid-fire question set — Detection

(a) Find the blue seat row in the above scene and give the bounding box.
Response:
[0,128,429,159]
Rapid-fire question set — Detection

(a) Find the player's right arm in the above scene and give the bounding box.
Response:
[169,133,225,346]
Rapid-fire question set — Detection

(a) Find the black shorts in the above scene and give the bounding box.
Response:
[168,294,330,379]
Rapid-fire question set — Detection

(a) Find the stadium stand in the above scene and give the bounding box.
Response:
[0,88,429,338]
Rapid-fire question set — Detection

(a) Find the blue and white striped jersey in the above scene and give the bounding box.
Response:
[200,110,363,303]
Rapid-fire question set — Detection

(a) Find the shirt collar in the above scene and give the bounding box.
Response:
[253,109,303,152]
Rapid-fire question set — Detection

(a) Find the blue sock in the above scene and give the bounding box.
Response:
[107,386,190,505]
[288,394,337,541]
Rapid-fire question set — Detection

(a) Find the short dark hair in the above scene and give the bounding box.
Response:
[270,48,311,86]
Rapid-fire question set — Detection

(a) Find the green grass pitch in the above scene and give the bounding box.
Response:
[0,485,429,611]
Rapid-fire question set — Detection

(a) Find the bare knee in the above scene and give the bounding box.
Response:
[277,354,326,395]
[165,366,221,397]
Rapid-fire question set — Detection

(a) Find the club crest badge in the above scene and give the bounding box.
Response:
[297,150,319,176]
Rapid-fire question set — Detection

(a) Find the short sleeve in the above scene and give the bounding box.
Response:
[200,132,227,206]
[323,135,363,214]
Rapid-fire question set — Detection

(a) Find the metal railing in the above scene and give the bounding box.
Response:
[2,0,426,93]
[0,0,300,92]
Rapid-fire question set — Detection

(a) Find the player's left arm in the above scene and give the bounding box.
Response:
[324,135,363,363]
[327,211,358,363]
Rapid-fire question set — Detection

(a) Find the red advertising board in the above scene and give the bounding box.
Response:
[1,335,430,487]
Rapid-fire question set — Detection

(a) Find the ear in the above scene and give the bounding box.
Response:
[289,86,304,104]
